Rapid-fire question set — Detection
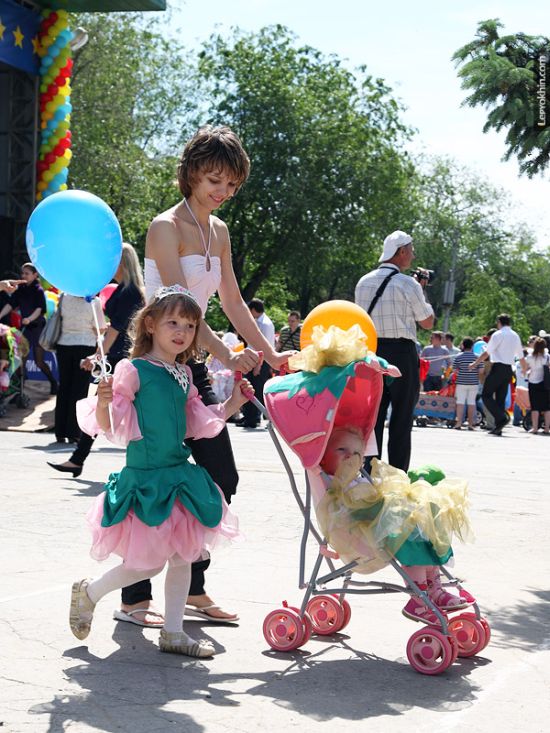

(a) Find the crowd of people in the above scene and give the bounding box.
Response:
[1,124,549,663]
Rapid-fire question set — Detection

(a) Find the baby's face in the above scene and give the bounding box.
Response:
[321,431,364,475]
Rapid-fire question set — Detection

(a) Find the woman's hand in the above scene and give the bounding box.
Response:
[97,377,113,408]
[0,279,24,293]
[226,347,259,373]
[267,350,296,371]
[80,355,96,372]
[21,317,30,326]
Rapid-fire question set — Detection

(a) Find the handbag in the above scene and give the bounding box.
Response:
[39,294,63,352]
[543,356,550,390]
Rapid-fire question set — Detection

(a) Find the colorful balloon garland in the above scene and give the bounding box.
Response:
[36,9,74,202]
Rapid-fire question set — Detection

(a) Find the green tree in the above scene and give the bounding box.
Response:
[453,19,550,177]
[197,26,417,313]
[69,12,196,248]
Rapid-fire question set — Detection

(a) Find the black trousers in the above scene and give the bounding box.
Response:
[121,360,239,605]
[366,338,419,473]
[54,345,94,441]
[69,355,123,467]
[482,362,512,428]
[240,361,272,426]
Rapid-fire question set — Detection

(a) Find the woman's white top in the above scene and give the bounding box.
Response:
[525,350,549,384]
[144,255,222,315]
[57,295,106,347]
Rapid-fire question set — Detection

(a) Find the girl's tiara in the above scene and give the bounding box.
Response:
[153,284,199,306]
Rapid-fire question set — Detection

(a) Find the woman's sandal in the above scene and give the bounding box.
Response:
[70,578,96,640]
[159,630,216,658]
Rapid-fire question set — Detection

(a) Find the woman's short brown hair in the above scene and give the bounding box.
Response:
[177,125,250,198]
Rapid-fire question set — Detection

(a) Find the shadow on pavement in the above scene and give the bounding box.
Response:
[28,624,485,731]
[487,588,550,651]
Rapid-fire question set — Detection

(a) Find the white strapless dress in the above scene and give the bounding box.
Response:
[144,254,222,315]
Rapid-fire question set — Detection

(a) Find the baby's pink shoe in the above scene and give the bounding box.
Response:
[429,587,469,611]
[402,597,442,625]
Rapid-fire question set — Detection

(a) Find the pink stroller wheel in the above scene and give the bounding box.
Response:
[263,608,307,651]
[448,613,489,657]
[306,595,346,635]
[406,627,454,675]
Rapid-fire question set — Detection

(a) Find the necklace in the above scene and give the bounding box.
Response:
[145,355,189,392]
[184,199,212,272]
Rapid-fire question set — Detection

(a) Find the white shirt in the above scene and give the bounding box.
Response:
[255,312,275,347]
[355,264,433,342]
[524,351,549,384]
[486,326,523,366]
[144,255,221,316]
[57,295,105,347]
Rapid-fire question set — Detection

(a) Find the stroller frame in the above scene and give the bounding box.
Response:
[249,362,490,673]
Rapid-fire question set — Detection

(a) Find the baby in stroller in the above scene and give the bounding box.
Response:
[318,425,473,625]
[261,321,489,674]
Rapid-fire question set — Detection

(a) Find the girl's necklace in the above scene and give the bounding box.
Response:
[184,199,212,272]
[145,354,189,392]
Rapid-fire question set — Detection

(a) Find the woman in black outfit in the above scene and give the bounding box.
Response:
[0,264,58,393]
[47,243,145,476]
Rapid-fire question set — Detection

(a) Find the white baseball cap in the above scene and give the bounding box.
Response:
[379,230,413,262]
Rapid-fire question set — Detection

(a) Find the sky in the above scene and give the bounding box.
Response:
[160,0,549,248]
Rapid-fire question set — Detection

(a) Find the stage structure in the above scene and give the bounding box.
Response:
[0,0,165,273]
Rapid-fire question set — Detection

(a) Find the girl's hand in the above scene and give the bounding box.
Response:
[235,377,254,406]
[97,377,113,407]
[227,347,259,373]
[80,356,96,372]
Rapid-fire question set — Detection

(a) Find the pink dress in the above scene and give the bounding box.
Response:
[77,358,239,570]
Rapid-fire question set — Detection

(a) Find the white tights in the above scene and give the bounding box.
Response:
[87,557,192,634]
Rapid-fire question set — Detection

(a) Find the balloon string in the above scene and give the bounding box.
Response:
[90,300,114,434]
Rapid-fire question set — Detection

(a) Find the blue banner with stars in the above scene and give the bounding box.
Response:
[0,0,41,75]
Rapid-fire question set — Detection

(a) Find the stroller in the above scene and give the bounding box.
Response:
[249,355,490,675]
[0,325,30,417]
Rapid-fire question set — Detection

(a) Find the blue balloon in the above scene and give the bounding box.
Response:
[26,190,122,297]
[472,340,487,356]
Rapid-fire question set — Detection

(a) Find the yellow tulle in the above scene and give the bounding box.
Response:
[315,458,472,575]
[289,324,371,373]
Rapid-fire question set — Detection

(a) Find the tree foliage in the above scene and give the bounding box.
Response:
[196,26,418,314]
[453,19,550,177]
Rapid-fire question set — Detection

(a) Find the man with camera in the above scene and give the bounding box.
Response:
[355,230,434,471]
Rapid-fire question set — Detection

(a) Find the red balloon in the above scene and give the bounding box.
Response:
[54,145,63,156]
[45,153,56,165]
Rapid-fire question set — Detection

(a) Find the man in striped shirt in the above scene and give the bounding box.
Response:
[452,338,482,430]
[355,231,434,471]
[276,311,302,352]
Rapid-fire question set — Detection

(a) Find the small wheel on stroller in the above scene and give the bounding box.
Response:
[447,613,488,657]
[330,594,352,630]
[306,595,346,635]
[522,412,532,431]
[0,402,7,418]
[415,417,428,428]
[16,393,31,408]
[263,607,307,651]
[406,627,455,675]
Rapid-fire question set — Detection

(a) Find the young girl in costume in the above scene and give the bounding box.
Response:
[318,426,473,625]
[70,285,251,658]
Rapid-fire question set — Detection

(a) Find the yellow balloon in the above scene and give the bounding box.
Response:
[63,149,72,160]
[37,181,48,192]
[301,300,378,352]
[36,192,43,201]
[43,170,54,182]
[60,184,68,191]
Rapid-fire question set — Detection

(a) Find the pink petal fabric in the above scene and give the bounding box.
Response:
[76,359,142,447]
[184,365,226,439]
[86,489,240,571]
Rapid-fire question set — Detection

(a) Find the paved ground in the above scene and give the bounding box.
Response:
[1,418,550,733]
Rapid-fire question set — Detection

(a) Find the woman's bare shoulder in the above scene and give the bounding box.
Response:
[211,215,230,245]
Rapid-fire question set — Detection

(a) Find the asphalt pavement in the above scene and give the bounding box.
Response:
[1,419,549,733]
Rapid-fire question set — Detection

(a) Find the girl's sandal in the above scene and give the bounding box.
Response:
[159,630,216,658]
[70,579,96,640]
[402,597,442,625]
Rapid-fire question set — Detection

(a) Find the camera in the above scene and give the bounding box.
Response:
[412,268,435,285]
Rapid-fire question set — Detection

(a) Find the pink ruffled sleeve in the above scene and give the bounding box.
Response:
[76,359,143,446]
[185,365,226,440]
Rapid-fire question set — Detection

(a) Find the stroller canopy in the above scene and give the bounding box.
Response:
[264,356,400,469]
